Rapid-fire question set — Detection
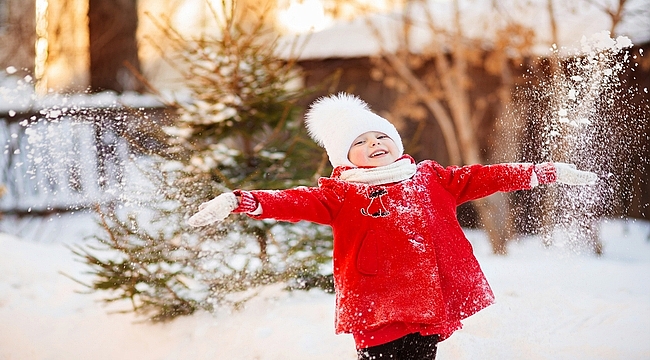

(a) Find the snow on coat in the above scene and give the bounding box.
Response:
[248,156,536,340]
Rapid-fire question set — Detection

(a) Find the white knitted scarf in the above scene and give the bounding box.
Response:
[339,158,417,185]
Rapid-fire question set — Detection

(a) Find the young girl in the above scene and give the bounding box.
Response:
[188,93,597,359]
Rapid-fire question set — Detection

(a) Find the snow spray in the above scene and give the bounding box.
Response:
[0,69,160,217]
[527,31,645,254]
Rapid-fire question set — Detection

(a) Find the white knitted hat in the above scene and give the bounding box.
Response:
[305,93,404,168]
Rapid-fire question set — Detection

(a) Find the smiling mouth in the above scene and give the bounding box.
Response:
[370,150,388,158]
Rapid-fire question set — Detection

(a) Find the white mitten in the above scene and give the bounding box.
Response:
[187,193,239,227]
[555,163,598,185]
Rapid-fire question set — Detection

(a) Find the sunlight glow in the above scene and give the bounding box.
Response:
[277,0,332,34]
[35,0,49,93]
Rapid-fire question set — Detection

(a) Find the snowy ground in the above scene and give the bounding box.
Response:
[0,213,649,360]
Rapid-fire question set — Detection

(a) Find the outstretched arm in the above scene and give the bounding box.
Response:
[426,161,598,205]
[187,186,343,227]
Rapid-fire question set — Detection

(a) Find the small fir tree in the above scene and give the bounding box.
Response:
[72,0,333,322]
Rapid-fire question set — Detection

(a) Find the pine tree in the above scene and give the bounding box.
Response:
[71,0,333,322]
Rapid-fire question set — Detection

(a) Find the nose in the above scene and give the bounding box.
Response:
[370,138,380,146]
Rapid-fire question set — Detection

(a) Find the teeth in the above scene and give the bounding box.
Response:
[371,151,386,157]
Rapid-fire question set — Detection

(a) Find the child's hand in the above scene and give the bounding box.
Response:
[555,163,598,185]
[187,193,239,227]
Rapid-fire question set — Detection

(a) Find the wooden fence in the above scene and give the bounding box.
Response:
[0,110,132,215]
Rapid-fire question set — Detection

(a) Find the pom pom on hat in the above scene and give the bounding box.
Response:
[305,92,404,168]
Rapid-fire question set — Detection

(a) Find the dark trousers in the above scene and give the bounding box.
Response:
[357,333,440,360]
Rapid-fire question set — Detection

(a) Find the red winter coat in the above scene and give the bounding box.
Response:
[248,156,537,340]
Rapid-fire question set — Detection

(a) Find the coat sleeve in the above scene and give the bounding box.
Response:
[247,184,345,225]
[424,161,536,205]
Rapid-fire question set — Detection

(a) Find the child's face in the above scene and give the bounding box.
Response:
[348,131,400,167]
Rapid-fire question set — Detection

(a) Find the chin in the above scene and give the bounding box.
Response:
[370,157,395,166]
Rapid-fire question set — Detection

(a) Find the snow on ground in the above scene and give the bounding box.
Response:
[0,215,649,360]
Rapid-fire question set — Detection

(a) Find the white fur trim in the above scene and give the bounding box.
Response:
[305,93,404,167]
[249,203,263,215]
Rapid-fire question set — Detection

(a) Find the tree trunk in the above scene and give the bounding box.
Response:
[444,0,511,255]
[481,54,527,254]
[88,0,142,93]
